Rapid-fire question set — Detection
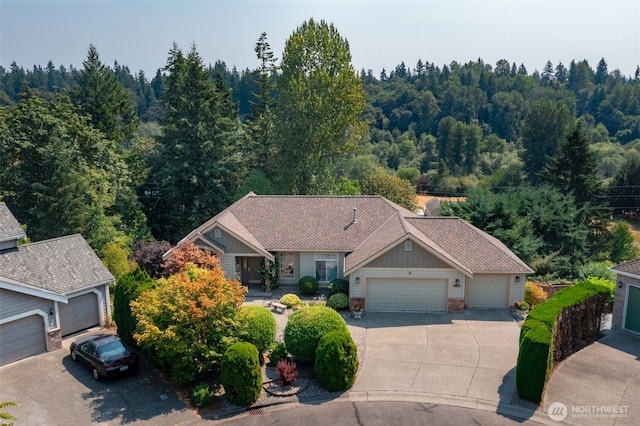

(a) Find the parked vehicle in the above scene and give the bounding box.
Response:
[70,333,139,380]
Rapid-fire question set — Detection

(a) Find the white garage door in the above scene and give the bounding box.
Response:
[366,278,448,312]
[59,293,100,336]
[0,315,47,366]
[467,275,510,308]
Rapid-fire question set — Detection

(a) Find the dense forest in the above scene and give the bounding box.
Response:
[1,19,639,279]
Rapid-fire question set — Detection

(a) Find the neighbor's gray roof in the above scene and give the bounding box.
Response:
[0,203,26,242]
[0,234,114,295]
[610,257,640,278]
[177,193,532,276]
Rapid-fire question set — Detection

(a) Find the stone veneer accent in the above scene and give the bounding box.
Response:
[447,298,464,313]
[47,328,62,351]
[612,276,640,329]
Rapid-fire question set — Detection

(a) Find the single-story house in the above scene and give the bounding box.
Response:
[0,203,114,366]
[610,257,640,334]
[169,193,532,313]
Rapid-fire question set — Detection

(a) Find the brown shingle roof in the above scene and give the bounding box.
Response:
[176,193,532,276]
[0,202,25,242]
[610,257,640,278]
[0,234,114,295]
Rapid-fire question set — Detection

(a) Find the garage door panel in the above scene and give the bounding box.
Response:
[59,293,100,336]
[467,275,509,309]
[0,315,47,366]
[624,285,640,334]
[366,278,447,312]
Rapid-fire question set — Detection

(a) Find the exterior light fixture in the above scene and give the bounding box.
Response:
[355,277,360,285]
[49,307,54,316]
[454,278,461,287]
[515,276,521,283]
[618,281,623,289]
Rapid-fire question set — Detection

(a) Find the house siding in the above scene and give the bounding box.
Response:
[220,255,237,280]
[613,275,640,329]
[511,276,524,305]
[366,243,450,269]
[0,289,52,324]
[204,227,258,254]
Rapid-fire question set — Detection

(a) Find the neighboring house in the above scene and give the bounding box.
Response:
[610,257,640,334]
[0,203,114,366]
[170,193,532,313]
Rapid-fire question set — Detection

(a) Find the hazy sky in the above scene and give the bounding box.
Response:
[1,0,639,78]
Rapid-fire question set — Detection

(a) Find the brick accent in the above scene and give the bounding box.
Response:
[47,328,62,351]
[350,297,365,310]
[447,298,464,313]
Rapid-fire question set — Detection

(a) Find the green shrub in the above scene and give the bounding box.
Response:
[328,278,349,295]
[514,300,530,311]
[315,330,359,391]
[191,382,213,408]
[516,277,612,403]
[238,305,276,355]
[326,293,349,310]
[267,342,288,367]
[298,275,319,295]
[284,305,348,363]
[113,267,155,346]
[280,293,302,308]
[220,342,262,406]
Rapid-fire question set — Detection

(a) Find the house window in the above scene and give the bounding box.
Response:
[405,240,413,251]
[280,252,295,277]
[315,254,338,282]
[214,228,222,239]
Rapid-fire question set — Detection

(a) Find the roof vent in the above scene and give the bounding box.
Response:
[352,207,358,224]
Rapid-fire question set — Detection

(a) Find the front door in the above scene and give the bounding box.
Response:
[241,257,262,284]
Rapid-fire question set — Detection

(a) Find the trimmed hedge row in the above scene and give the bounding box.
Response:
[516,277,611,403]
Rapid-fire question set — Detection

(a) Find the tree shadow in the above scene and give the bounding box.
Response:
[63,354,190,424]
[495,366,540,423]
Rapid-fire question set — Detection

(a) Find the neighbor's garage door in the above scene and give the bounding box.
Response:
[467,275,510,309]
[624,285,640,334]
[366,278,447,312]
[0,315,47,366]
[59,293,100,336]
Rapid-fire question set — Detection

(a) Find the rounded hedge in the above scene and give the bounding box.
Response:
[328,278,349,295]
[284,305,348,363]
[327,293,349,310]
[220,342,262,406]
[238,305,277,355]
[280,293,302,308]
[315,330,359,391]
[298,275,319,295]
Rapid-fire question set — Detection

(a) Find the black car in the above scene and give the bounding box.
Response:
[70,333,139,380]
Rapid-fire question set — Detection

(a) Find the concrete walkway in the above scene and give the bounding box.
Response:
[543,330,640,425]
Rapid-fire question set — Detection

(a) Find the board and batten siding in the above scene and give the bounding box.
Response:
[0,289,52,322]
[349,268,461,299]
[365,243,450,269]
[220,255,237,280]
[204,227,258,254]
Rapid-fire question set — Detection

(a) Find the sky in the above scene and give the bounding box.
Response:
[1,0,639,79]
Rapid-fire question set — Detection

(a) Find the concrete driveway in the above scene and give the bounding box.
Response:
[543,330,640,425]
[0,328,200,425]
[349,310,540,421]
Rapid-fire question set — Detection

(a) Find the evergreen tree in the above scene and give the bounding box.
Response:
[148,43,245,241]
[520,100,570,185]
[274,18,367,194]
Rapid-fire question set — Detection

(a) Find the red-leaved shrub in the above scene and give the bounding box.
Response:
[275,359,298,385]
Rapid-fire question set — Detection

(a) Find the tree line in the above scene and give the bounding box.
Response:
[1,18,639,280]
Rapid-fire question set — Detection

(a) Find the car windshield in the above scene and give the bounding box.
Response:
[96,340,127,358]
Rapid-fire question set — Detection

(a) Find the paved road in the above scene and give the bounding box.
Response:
[218,400,544,425]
